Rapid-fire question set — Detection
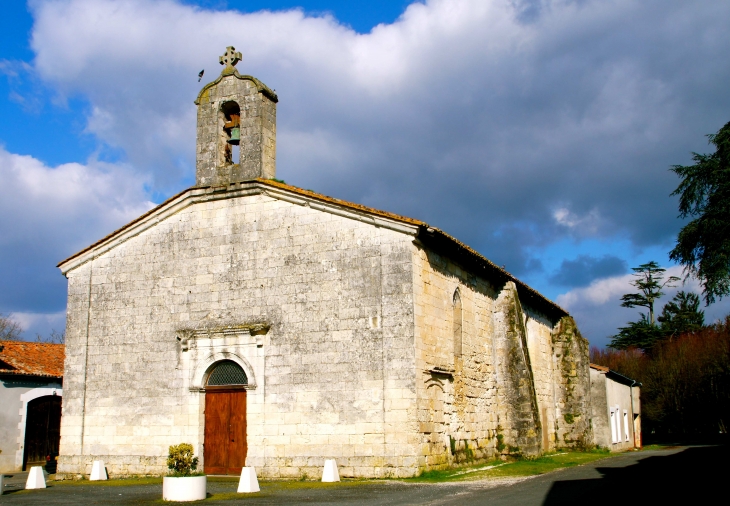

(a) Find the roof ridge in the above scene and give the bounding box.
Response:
[57,178,567,319]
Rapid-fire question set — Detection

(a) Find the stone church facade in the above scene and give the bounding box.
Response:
[56,48,592,479]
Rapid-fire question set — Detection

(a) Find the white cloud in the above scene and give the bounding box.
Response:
[557,266,730,347]
[6,0,729,327]
[25,0,729,256]
[9,310,66,340]
[0,146,154,312]
[552,207,603,236]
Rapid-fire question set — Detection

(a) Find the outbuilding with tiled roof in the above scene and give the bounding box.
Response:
[0,341,64,473]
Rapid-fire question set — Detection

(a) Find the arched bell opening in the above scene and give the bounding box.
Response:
[220,101,241,165]
[203,360,248,475]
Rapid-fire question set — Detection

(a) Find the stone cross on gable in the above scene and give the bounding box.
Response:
[219,46,242,67]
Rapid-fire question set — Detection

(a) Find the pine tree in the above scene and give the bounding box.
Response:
[670,121,730,304]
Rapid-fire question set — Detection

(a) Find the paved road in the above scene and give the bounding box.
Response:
[0,446,723,505]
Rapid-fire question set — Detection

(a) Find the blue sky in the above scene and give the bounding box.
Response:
[1,0,729,345]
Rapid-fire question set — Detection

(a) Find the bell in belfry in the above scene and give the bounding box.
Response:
[228,126,240,145]
[225,113,241,145]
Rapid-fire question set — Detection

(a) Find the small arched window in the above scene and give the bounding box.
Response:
[207,360,248,387]
[453,289,462,357]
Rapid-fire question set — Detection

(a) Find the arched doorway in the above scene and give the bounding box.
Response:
[23,395,62,471]
[204,360,248,475]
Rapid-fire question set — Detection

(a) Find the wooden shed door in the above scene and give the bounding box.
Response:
[23,395,62,471]
[204,389,247,475]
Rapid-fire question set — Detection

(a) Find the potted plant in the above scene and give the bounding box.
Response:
[162,443,206,502]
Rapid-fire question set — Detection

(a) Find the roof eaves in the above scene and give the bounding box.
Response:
[57,187,192,268]
[417,227,569,321]
[0,371,63,379]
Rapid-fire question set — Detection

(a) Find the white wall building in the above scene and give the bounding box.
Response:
[589,363,641,451]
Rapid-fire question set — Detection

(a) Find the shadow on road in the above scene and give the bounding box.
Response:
[543,445,725,505]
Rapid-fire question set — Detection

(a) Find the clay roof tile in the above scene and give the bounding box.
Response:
[0,341,65,378]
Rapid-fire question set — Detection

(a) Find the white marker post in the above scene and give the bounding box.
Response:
[90,460,108,481]
[237,466,260,493]
[25,466,46,489]
[321,459,340,482]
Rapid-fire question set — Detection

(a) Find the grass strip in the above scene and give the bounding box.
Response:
[408,450,614,483]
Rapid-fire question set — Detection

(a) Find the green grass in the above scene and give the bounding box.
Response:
[51,476,163,487]
[408,450,615,483]
[45,450,617,494]
[640,443,681,451]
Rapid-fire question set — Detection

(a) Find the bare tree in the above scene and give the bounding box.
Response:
[0,313,23,341]
[35,329,65,344]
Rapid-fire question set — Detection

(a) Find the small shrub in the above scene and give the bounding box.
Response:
[496,434,506,452]
[167,443,200,476]
[564,413,575,424]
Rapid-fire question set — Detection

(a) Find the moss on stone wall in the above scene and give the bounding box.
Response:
[552,316,592,449]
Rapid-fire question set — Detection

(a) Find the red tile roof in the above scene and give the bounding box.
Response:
[590,363,610,372]
[0,341,65,379]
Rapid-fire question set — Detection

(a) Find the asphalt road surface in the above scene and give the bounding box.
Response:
[0,445,723,505]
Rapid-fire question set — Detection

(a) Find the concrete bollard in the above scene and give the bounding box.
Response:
[321,459,340,482]
[0,474,4,495]
[25,466,46,489]
[237,466,260,493]
[90,460,108,481]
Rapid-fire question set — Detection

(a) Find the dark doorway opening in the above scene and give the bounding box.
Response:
[23,394,62,472]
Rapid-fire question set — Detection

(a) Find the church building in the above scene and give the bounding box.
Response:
[57,47,593,479]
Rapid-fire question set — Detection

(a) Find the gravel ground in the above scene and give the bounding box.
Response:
[0,446,723,505]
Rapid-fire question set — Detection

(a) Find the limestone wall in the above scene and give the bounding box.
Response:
[58,190,416,478]
[412,247,501,470]
[525,310,558,451]
[411,248,593,471]
[411,247,567,471]
[551,317,592,448]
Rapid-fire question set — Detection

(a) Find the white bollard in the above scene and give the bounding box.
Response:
[237,466,260,493]
[90,460,108,481]
[25,466,46,489]
[321,459,340,483]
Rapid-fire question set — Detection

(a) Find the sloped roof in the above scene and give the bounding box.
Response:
[58,178,569,320]
[590,363,610,372]
[590,363,640,386]
[0,341,65,379]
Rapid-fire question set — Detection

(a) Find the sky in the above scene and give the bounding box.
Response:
[1,0,729,346]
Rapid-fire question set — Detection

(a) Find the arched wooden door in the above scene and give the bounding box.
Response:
[204,360,248,475]
[23,395,62,471]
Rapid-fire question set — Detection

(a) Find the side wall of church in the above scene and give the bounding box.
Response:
[57,191,417,478]
[412,246,500,470]
[411,247,588,471]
